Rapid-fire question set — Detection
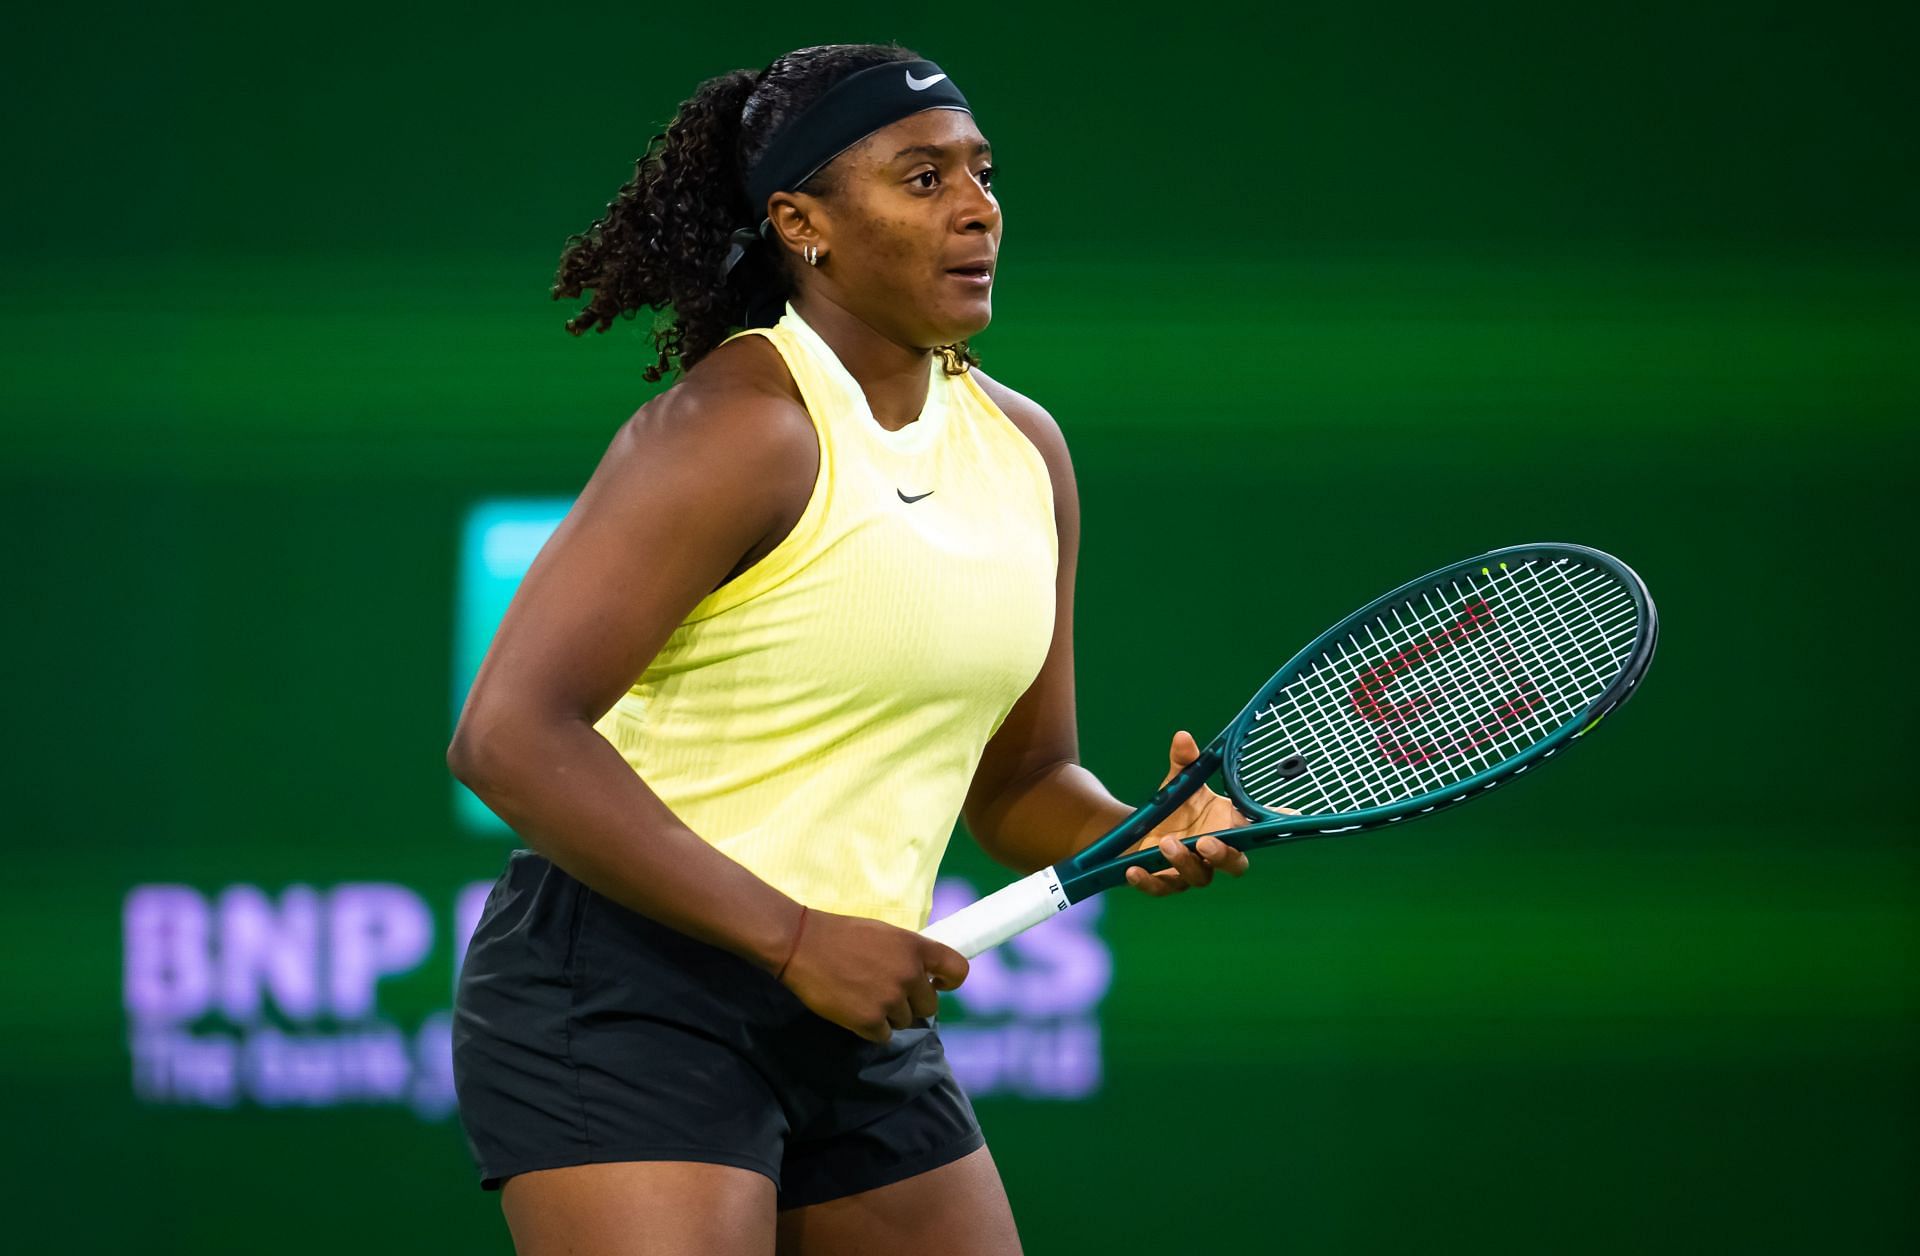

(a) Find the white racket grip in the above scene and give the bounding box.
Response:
[921,866,1071,958]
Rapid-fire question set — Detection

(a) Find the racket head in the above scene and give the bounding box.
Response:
[1218,542,1657,839]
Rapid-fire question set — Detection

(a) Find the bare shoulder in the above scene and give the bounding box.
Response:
[968,366,1070,478]
[605,332,815,481]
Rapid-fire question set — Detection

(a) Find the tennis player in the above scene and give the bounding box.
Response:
[448,42,1253,1255]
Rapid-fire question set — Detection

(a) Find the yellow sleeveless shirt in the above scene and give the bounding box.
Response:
[591,301,1058,930]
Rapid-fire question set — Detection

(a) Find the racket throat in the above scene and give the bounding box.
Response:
[1060,743,1226,877]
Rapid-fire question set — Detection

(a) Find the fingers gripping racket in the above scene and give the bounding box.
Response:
[922,542,1658,958]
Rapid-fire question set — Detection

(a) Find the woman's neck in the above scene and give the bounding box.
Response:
[791,294,932,432]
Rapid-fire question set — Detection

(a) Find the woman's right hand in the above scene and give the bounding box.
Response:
[775,908,970,1044]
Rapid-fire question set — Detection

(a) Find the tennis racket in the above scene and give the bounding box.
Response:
[922,542,1657,958]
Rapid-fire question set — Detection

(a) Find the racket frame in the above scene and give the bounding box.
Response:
[1058,542,1658,899]
[923,543,1657,957]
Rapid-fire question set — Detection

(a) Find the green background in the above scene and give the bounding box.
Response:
[7,2,1915,1251]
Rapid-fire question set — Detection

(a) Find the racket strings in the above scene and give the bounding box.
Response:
[1236,560,1639,814]
[1258,567,1634,810]
[1243,577,1625,813]
[1243,564,1634,810]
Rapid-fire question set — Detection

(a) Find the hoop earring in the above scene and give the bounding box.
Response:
[804,244,821,267]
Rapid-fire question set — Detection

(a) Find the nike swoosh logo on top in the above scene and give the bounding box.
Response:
[897,489,935,503]
[905,71,948,91]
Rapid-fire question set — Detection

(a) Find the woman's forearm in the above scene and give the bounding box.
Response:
[969,760,1135,874]
[450,720,803,971]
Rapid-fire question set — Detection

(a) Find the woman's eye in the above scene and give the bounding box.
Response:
[912,166,997,190]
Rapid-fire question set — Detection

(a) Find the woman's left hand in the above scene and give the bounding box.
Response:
[1122,730,1295,896]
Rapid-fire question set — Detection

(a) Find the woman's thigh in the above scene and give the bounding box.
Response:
[501,1160,778,1256]
[773,1145,1022,1256]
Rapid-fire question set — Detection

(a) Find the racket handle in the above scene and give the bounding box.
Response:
[921,867,1071,958]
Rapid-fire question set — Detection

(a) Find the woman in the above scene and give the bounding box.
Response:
[449,42,1254,1256]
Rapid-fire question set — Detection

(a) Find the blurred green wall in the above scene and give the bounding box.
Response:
[5,2,1915,1252]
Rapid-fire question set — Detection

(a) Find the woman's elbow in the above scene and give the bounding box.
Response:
[447,709,517,791]
[448,703,586,793]
[446,728,490,789]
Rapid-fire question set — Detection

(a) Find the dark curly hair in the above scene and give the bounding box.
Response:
[553,43,984,384]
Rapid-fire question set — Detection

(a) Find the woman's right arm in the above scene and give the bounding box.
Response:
[446,368,965,1039]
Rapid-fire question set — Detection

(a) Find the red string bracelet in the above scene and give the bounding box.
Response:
[774,905,810,982]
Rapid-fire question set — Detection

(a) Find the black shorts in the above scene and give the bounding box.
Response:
[451,849,985,1209]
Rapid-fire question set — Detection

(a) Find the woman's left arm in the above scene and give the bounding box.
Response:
[960,373,1250,896]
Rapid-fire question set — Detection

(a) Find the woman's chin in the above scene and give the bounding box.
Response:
[932,299,992,344]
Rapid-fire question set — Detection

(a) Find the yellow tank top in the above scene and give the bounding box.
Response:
[591,301,1058,929]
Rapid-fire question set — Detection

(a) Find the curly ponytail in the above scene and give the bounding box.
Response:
[551,43,982,384]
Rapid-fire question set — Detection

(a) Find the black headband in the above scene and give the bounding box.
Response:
[722,59,972,278]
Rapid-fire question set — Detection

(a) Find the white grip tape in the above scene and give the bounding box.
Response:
[920,866,1070,958]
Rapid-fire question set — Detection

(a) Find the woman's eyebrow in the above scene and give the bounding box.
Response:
[889,141,993,162]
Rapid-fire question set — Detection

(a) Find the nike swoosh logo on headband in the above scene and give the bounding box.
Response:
[905,71,948,91]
